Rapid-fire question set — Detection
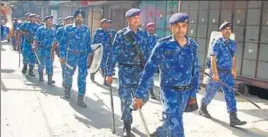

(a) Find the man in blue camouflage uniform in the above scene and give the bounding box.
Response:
[133,13,200,137]
[16,13,30,52]
[33,16,56,85]
[11,18,19,50]
[199,22,246,127]
[35,15,42,25]
[145,21,159,99]
[106,19,117,40]
[59,9,92,108]
[105,8,150,137]
[17,13,40,77]
[51,16,73,85]
[90,18,112,86]
[55,18,64,30]
[106,19,117,75]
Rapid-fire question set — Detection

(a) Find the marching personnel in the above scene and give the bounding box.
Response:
[11,18,19,50]
[33,16,56,85]
[17,13,40,77]
[199,22,247,126]
[105,8,150,137]
[132,12,200,137]
[35,15,42,25]
[59,9,92,108]
[106,19,117,40]
[106,19,117,75]
[90,18,112,86]
[145,21,159,99]
[51,16,74,85]
[55,17,64,30]
[16,13,30,52]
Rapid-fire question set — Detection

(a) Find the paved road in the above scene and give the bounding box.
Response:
[1,42,268,137]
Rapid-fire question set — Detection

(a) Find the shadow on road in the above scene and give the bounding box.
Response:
[239,109,268,121]
[1,69,16,73]
[67,92,123,132]
[210,117,268,137]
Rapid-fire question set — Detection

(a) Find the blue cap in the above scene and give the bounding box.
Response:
[100,18,108,23]
[219,22,231,31]
[125,8,141,18]
[36,15,41,18]
[25,13,31,17]
[169,12,189,25]
[73,9,85,18]
[106,19,112,23]
[146,22,156,28]
[29,13,37,17]
[43,15,53,22]
[64,16,73,20]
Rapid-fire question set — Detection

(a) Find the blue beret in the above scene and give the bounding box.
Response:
[29,13,37,17]
[125,8,141,18]
[146,22,156,28]
[169,12,189,25]
[73,9,85,18]
[25,13,31,17]
[106,19,112,23]
[219,22,231,31]
[64,16,73,20]
[100,18,108,23]
[43,15,53,22]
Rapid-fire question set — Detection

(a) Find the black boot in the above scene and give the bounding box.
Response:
[150,88,157,99]
[28,67,35,77]
[39,72,44,82]
[123,120,132,137]
[230,112,247,126]
[90,73,95,82]
[64,88,71,99]
[199,103,211,118]
[47,75,55,85]
[77,95,87,108]
[22,64,27,75]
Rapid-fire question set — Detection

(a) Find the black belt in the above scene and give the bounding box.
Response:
[217,67,231,73]
[168,84,192,91]
[40,45,52,49]
[119,63,142,68]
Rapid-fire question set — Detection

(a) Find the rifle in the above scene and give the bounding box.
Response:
[123,30,146,67]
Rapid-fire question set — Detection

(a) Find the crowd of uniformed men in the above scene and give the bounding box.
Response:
[1,4,247,137]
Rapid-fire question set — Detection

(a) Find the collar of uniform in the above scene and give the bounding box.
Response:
[171,35,191,47]
[44,24,52,30]
[221,36,231,45]
[72,23,84,28]
[126,25,140,33]
[147,31,155,36]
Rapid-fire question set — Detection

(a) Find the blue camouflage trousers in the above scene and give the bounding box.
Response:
[38,47,53,75]
[118,65,149,121]
[64,52,88,96]
[22,42,36,67]
[61,63,65,80]
[100,49,111,76]
[201,72,237,113]
[155,86,190,137]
